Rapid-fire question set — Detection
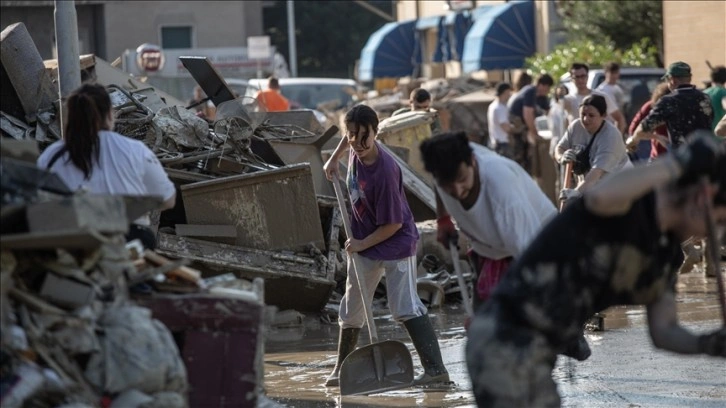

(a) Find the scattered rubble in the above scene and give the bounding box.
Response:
[1,20,482,407]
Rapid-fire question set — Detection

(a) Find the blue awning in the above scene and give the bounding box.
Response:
[359,20,418,82]
[461,1,535,72]
[416,15,442,30]
[436,12,473,62]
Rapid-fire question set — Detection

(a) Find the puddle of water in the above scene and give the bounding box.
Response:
[263,273,725,407]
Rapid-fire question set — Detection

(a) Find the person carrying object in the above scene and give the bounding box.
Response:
[322,104,449,388]
[555,94,632,206]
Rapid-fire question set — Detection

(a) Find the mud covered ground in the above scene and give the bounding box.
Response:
[262,272,726,407]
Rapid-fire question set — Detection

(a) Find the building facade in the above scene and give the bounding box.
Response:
[0,0,263,61]
[384,0,564,79]
[662,0,726,86]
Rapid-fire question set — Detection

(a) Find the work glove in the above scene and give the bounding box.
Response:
[697,327,726,357]
[559,188,582,201]
[673,131,724,186]
[436,215,458,248]
[559,149,577,165]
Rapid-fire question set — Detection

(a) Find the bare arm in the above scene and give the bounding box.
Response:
[575,168,605,192]
[646,291,700,354]
[611,109,626,136]
[499,121,512,134]
[347,223,402,252]
[160,192,176,211]
[323,137,350,180]
[584,156,682,216]
[435,189,450,219]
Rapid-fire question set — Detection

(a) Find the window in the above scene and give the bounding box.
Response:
[161,26,192,49]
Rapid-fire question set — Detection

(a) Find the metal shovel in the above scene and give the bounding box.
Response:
[332,179,414,396]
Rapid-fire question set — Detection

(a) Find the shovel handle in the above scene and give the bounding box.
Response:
[332,178,380,343]
[701,177,726,325]
[450,242,474,317]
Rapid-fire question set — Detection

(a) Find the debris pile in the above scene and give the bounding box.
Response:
[1,21,477,326]
[0,157,190,406]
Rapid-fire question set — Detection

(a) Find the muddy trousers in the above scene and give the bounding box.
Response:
[466,302,561,408]
[338,255,428,328]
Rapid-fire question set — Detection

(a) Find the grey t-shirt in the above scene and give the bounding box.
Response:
[557,119,631,174]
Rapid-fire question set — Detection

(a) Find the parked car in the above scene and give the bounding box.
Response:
[559,67,666,125]
[225,78,249,98]
[244,77,357,111]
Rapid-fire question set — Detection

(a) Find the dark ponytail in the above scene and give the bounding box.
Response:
[63,83,111,179]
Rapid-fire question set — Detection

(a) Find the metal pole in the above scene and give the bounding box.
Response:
[286,0,297,77]
[54,0,81,136]
[55,0,81,97]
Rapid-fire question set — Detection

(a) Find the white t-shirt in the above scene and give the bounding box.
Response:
[437,143,557,260]
[596,83,625,111]
[37,130,175,225]
[564,89,619,125]
[487,99,510,147]
[557,119,632,175]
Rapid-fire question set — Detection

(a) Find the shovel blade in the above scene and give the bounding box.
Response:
[339,340,414,396]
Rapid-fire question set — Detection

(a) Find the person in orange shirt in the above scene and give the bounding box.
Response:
[254,76,290,112]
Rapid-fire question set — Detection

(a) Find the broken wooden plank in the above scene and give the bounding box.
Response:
[156,233,334,312]
[1,228,108,250]
[175,224,237,245]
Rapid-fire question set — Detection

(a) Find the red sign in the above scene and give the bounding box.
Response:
[136,43,165,72]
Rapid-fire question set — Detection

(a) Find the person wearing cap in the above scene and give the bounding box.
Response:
[629,61,713,151]
[628,62,715,275]
[466,133,726,407]
[704,65,726,131]
[487,82,514,158]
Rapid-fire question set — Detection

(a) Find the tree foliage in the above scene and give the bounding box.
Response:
[525,38,659,82]
[554,0,663,66]
[263,1,393,78]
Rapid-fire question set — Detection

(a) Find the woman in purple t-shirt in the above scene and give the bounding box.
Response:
[322,105,449,387]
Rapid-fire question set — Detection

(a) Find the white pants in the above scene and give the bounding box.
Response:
[339,254,428,328]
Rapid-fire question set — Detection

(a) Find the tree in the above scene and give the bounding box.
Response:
[263,1,394,78]
[525,38,659,81]
[555,0,663,66]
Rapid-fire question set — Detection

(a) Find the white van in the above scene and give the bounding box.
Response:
[244,77,358,111]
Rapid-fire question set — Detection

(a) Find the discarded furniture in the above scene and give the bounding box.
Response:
[377,110,435,187]
[135,289,265,408]
[181,163,325,252]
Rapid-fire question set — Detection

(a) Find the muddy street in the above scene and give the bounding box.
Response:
[262,273,726,407]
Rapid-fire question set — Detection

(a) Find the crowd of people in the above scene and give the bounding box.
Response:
[40,60,725,407]
[322,61,725,405]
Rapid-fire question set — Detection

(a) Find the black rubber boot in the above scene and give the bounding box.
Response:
[403,315,450,385]
[561,332,591,361]
[325,327,360,387]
